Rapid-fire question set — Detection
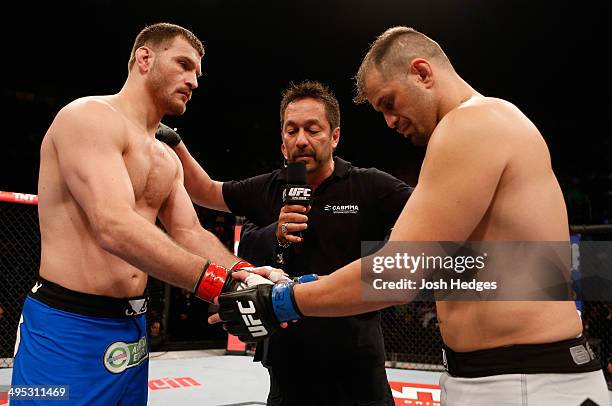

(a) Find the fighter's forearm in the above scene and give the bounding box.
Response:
[96,210,205,291]
[171,225,239,269]
[292,259,405,317]
[174,143,228,212]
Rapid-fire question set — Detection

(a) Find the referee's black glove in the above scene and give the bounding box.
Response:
[156,123,182,147]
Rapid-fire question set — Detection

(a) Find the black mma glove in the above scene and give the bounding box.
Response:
[156,123,182,147]
[217,274,317,342]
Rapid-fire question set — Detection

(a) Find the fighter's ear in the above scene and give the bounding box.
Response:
[134,46,155,73]
[410,58,434,88]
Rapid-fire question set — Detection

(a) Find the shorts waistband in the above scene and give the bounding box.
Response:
[28,277,148,318]
[443,335,601,378]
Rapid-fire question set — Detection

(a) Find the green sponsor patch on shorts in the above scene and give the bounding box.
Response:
[103,336,148,374]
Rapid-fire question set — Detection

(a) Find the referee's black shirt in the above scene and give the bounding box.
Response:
[222,156,412,366]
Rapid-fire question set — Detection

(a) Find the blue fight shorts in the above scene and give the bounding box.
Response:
[11,277,149,405]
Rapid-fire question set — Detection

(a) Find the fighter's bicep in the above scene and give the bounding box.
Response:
[52,103,135,219]
[158,155,201,237]
[391,120,507,241]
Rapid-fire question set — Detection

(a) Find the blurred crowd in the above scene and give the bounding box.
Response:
[561,172,612,227]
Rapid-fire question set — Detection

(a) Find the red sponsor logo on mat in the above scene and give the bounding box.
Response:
[148,377,202,391]
[390,381,441,406]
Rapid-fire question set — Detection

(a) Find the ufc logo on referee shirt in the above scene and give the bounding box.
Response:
[237,301,268,337]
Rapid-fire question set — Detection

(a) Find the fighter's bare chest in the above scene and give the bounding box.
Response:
[123,139,177,208]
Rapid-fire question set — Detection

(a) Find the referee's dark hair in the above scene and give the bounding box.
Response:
[280,80,340,131]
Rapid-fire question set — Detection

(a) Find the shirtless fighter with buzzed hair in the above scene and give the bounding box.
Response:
[212,27,610,405]
[10,23,277,406]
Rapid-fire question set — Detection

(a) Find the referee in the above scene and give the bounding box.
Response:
[157,80,412,405]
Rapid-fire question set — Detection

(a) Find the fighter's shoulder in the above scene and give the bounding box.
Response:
[50,96,127,145]
[433,97,520,146]
[425,98,517,166]
[57,96,120,123]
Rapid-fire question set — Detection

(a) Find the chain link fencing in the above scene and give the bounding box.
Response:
[0,201,40,367]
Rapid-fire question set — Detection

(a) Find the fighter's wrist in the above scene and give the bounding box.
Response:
[271,282,302,322]
[292,274,318,284]
[194,261,230,302]
[230,260,253,271]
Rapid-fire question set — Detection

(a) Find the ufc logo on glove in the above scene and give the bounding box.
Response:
[218,280,312,342]
[238,301,268,337]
